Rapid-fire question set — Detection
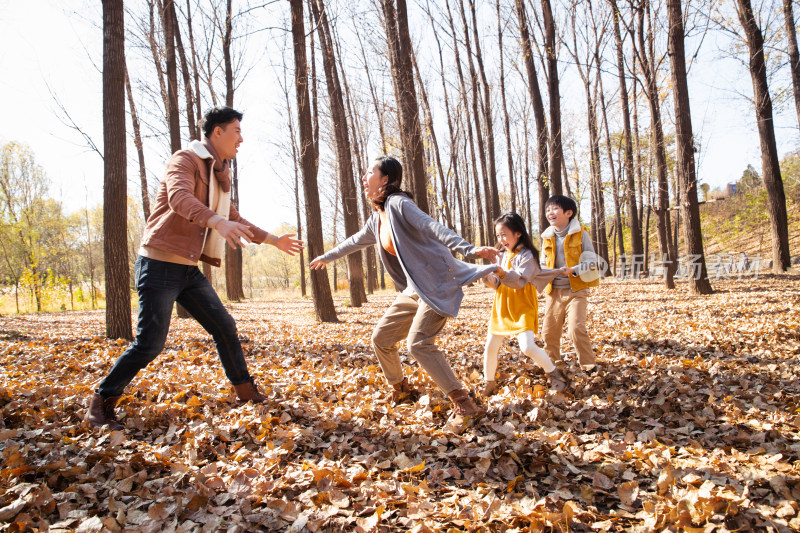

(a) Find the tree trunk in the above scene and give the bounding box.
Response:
[124,65,150,221]
[290,0,337,321]
[163,0,191,317]
[147,0,169,122]
[411,49,452,229]
[168,0,197,139]
[220,0,244,301]
[380,0,429,214]
[335,28,377,294]
[285,64,307,298]
[445,0,485,244]
[597,70,625,271]
[667,0,712,294]
[497,0,516,213]
[162,0,181,153]
[515,0,550,233]
[427,0,460,229]
[737,0,792,272]
[783,0,800,128]
[455,0,492,242]
[186,0,203,129]
[542,0,563,196]
[609,0,643,273]
[102,0,132,340]
[311,0,366,307]
[635,0,676,288]
[469,0,501,222]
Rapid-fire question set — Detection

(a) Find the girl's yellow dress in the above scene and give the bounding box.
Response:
[488,251,540,335]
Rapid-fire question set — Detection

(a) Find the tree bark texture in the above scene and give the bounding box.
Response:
[542,0,564,196]
[124,65,150,221]
[635,0,676,287]
[608,0,643,271]
[102,0,132,340]
[311,0,366,307]
[667,0,712,294]
[290,0,337,321]
[380,0,429,214]
[516,0,550,233]
[736,0,791,272]
[783,0,800,128]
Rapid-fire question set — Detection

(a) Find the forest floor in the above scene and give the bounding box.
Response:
[0,276,798,532]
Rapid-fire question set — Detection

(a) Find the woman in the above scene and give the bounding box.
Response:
[310,156,498,419]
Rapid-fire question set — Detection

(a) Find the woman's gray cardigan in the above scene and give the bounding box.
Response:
[317,194,496,318]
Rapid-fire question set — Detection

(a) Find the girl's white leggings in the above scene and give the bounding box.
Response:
[483,330,556,381]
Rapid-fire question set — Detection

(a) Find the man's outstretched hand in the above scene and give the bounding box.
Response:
[474,246,500,263]
[275,233,304,256]
[216,220,255,249]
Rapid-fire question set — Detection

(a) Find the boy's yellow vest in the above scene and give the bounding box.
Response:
[542,228,599,294]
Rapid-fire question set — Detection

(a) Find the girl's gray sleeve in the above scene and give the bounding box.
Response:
[500,251,535,290]
[398,199,477,258]
[502,250,562,291]
[317,218,377,263]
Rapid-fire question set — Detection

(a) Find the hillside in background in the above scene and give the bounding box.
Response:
[697,177,800,263]
[606,152,800,273]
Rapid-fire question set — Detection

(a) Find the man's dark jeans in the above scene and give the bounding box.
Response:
[97,256,252,398]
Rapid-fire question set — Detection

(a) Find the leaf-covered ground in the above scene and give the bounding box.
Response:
[0,276,799,532]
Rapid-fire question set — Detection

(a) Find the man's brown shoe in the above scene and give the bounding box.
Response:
[85,393,123,431]
[233,381,268,404]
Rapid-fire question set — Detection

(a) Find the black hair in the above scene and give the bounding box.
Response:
[201,106,244,138]
[544,195,578,221]
[494,212,540,263]
[372,155,412,210]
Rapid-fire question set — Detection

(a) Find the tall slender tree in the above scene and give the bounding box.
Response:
[468,0,501,221]
[124,66,150,221]
[783,0,800,128]
[608,0,643,274]
[497,0,516,213]
[290,0,337,321]
[102,0,132,340]
[380,0,429,213]
[311,0,366,307]
[541,0,564,196]
[632,0,677,287]
[516,0,550,233]
[735,0,791,272]
[667,0,712,294]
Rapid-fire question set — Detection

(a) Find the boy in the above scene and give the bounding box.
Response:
[540,195,599,373]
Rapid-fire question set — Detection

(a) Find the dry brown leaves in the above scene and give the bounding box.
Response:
[0,276,798,532]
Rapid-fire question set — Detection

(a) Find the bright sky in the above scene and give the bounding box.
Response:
[1,1,798,234]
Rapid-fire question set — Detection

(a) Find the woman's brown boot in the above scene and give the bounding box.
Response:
[547,368,568,392]
[85,393,124,431]
[447,389,485,418]
[390,378,419,405]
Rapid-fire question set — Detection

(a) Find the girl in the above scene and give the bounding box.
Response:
[310,156,499,420]
[482,212,568,396]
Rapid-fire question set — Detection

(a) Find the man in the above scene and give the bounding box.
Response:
[86,106,303,430]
